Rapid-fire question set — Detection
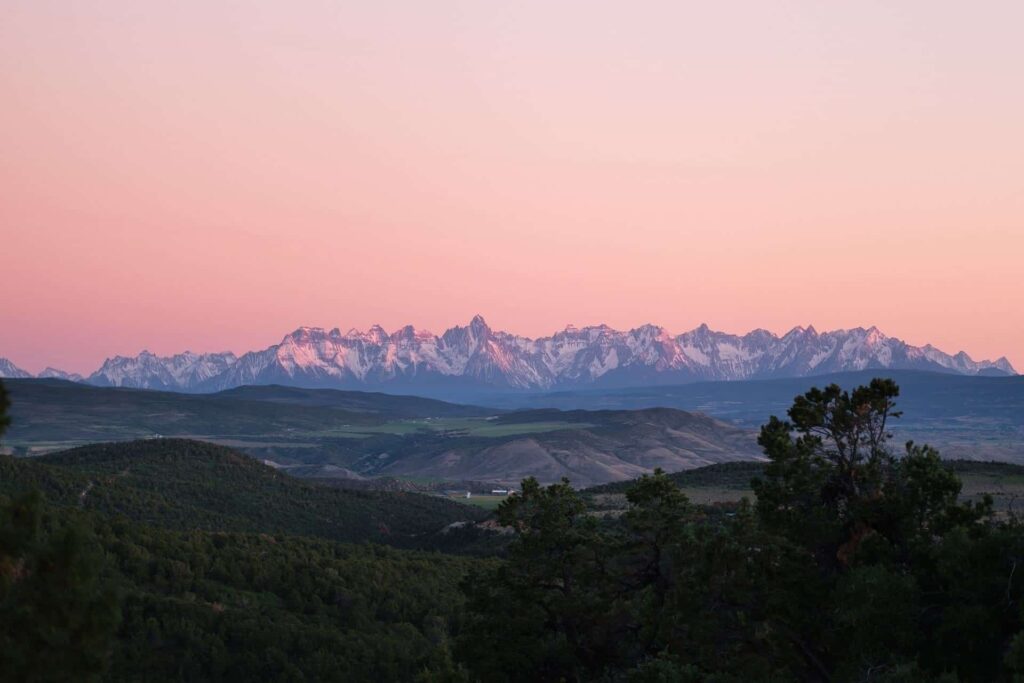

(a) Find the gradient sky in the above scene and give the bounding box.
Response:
[1,1,1022,375]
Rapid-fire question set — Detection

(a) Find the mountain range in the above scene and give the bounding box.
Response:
[0,358,83,382]
[1,316,1016,395]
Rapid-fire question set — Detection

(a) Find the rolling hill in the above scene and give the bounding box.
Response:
[210,383,495,417]
[0,438,489,549]
[3,379,491,445]
[0,438,500,681]
[2,380,761,486]
[497,370,1024,462]
[349,408,760,487]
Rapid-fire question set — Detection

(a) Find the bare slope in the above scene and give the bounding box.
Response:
[362,408,761,487]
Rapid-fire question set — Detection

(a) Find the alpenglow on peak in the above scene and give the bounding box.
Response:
[70,318,1016,393]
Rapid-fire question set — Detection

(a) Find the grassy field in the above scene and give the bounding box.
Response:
[317,417,592,439]
[446,493,510,510]
[955,467,1024,514]
[1,382,599,468]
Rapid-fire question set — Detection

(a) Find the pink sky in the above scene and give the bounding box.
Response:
[1,1,1022,375]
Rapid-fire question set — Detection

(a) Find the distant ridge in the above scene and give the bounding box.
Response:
[3,317,1016,393]
[0,357,32,379]
[0,358,82,381]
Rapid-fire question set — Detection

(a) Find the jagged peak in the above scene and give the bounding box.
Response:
[468,314,491,332]
[0,357,32,378]
[282,328,326,346]
[993,357,1018,374]
[41,318,1018,391]
[745,327,777,339]
[38,366,84,381]
[287,325,328,338]
[678,323,714,339]
[391,324,433,341]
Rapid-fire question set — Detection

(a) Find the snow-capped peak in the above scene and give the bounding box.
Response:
[37,367,85,382]
[0,358,33,379]
[53,319,1016,393]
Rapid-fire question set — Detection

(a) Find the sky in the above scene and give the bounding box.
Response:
[1,1,1022,375]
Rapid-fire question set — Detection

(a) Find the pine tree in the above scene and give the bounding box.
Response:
[0,379,9,440]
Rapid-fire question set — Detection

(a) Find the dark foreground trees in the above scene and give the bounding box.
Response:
[4,377,1024,681]
[0,379,120,681]
[0,386,492,681]
[0,491,120,682]
[459,379,1024,682]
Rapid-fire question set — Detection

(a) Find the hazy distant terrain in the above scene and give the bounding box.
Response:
[3,380,760,487]
[2,378,488,445]
[495,370,1024,462]
[6,369,1021,485]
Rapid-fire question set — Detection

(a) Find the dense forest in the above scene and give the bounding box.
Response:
[0,438,494,552]
[3,378,1024,681]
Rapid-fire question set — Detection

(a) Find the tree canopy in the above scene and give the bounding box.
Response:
[460,379,1024,681]
[3,378,1024,681]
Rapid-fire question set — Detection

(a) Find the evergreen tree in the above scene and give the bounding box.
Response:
[0,492,121,682]
[0,378,9,439]
[0,384,121,681]
[752,379,1019,680]
[459,477,615,682]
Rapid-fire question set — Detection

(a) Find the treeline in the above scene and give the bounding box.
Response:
[0,491,491,681]
[585,460,766,494]
[457,380,1024,681]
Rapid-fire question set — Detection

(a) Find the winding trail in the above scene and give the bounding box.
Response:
[78,481,95,505]
[78,467,131,505]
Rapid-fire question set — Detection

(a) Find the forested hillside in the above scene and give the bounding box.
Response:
[0,492,492,681]
[5,378,1024,681]
[0,426,499,681]
[0,439,490,550]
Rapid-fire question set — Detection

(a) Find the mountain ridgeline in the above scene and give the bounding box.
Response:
[2,316,1014,396]
[492,369,1024,462]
